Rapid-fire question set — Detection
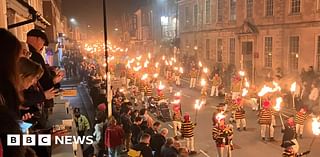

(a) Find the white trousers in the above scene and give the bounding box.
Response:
[169,86,173,93]
[211,86,219,96]
[126,79,131,88]
[190,78,196,88]
[175,76,181,85]
[216,145,232,157]
[296,124,304,135]
[236,118,246,128]
[172,121,182,136]
[271,115,276,126]
[141,92,145,102]
[185,137,195,151]
[260,124,274,138]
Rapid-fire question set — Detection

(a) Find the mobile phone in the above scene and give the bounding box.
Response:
[18,121,33,133]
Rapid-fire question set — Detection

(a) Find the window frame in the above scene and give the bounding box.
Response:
[217,0,224,22]
[205,0,211,24]
[291,0,301,14]
[265,0,274,16]
[229,0,237,21]
[217,38,223,62]
[264,36,273,68]
[229,38,236,65]
[246,0,253,18]
[289,36,300,71]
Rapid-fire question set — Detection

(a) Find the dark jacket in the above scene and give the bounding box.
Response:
[145,127,158,137]
[0,78,20,117]
[161,145,178,157]
[105,125,124,148]
[120,114,132,134]
[150,134,166,157]
[131,124,142,145]
[29,45,54,91]
[281,124,297,147]
[132,142,153,157]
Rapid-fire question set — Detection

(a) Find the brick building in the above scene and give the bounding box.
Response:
[178,0,320,83]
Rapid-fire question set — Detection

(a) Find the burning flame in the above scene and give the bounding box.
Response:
[203,67,209,74]
[258,85,274,97]
[158,81,165,90]
[245,78,250,88]
[290,82,297,93]
[103,63,107,67]
[155,62,159,68]
[274,97,283,111]
[200,79,206,86]
[133,66,142,72]
[174,67,178,71]
[242,88,248,96]
[162,55,166,60]
[144,60,149,68]
[216,112,226,122]
[141,74,148,80]
[153,73,159,78]
[199,61,203,67]
[165,60,169,66]
[169,61,173,66]
[239,71,245,77]
[179,67,184,73]
[194,99,203,110]
[174,92,181,98]
[136,56,142,61]
[312,117,320,136]
[148,53,151,59]
[272,81,281,92]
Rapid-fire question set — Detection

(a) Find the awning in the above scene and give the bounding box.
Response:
[7,0,51,29]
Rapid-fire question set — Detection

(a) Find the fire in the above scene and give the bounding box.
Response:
[162,55,166,60]
[148,53,151,59]
[245,78,250,88]
[312,117,320,136]
[165,60,169,66]
[258,85,273,97]
[158,81,165,90]
[141,74,148,80]
[174,92,181,98]
[103,63,107,67]
[194,99,203,110]
[155,62,159,68]
[272,81,281,92]
[239,71,245,77]
[199,61,203,67]
[133,66,142,72]
[179,67,184,73]
[144,60,149,68]
[200,79,206,86]
[169,61,173,66]
[290,82,297,93]
[174,67,178,71]
[216,112,226,122]
[153,73,159,78]
[242,88,248,97]
[274,97,283,111]
[103,74,107,80]
[203,67,209,74]
[136,56,142,61]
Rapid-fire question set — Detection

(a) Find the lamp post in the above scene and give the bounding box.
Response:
[103,0,111,117]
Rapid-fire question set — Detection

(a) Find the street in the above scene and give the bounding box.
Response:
[158,80,320,157]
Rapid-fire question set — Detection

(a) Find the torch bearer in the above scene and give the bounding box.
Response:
[274,97,285,130]
[290,82,297,109]
[194,99,203,123]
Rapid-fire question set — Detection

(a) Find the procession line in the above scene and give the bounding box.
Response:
[199,149,210,157]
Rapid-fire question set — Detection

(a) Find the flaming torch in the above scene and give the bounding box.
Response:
[179,67,184,74]
[194,99,203,123]
[200,78,206,87]
[258,85,273,109]
[141,74,148,81]
[153,73,159,78]
[290,82,297,109]
[158,81,165,90]
[274,97,285,130]
[309,117,320,152]
[198,61,203,68]
[239,71,245,77]
[216,112,226,123]
[155,62,159,68]
[242,88,248,97]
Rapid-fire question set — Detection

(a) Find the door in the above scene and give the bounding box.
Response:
[242,41,253,81]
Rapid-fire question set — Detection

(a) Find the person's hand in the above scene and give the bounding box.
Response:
[45,88,56,99]
[19,105,30,110]
[22,113,33,121]
[53,72,64,84]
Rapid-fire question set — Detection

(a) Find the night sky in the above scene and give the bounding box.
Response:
[62,0,136,38]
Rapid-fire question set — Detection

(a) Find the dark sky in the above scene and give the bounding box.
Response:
[62,0,134,38]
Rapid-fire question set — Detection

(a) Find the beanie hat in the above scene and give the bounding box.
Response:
[263,100,271,108]
[184,113,190,122]
[97,103,106,111]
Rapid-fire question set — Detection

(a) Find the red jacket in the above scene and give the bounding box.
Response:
[105,125,124,148]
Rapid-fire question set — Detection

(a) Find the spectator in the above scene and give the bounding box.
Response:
[131,117,143,146]
[161,137,179,157]
[150,128,169,157]
[73,108,90,137]
[132,133,153,157]
[145,121,161,137]
[20,42,32,58]
[139,108,154,131]
[105,117,124,157]
[120,107,133,151]
[308,84,319,114]
[131,109,139,122]
[92,111,106,157]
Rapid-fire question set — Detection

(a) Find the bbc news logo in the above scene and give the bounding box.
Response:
[7,134,94,146]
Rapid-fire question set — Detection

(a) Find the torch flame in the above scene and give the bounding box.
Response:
[165,60,169,66]
[136,55,142,61]
[274,97,283,111]
[141,74,148,80]
[194,99,203,110]
[144,60,149,68]
[179,67,184,73]
[200,79,206,86]
[272,81,281,92]
[155,62,159,68]
[158,81,165,90]
[242,88,248,97]
[148,53,151,59]
[203,67,208,74]
[199,61,203,67]
[216,112,226,122]
[162,55,166,60]
[153,73,159,78]
[174,67,178,71]
[174,92,181,97]
[258,85,273,97]
[245,78,250,88]
[133,66,142,72]
[239,71,245,77]
[290,82,297,93]
[312,117,320,136]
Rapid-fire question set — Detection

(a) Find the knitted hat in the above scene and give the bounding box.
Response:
[263,100,271,108]
[281,141,295,148]
[97,103,106,111]
[184,113,190,122]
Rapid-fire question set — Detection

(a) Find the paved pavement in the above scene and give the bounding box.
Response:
[155,79,320,157]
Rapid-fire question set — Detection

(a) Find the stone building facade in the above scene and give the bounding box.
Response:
[178,0,320,82]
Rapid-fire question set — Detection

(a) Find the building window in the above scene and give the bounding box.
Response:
[217,39,223,62]
[265,0,273,16]
[185,6,191,25]
[193,4,198,25]
[247,0,253,18]
[229,38,236,65]
[317,36,320,71]
[318,0,320,10]
[264,37,273,68]
[291,0,300,14]
[217,0,224,22]
[205,0,211,24]
[206,39,210,59]
[230,0,237,21]
[289,36,299,70]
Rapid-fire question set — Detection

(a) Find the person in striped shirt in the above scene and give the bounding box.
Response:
[258,100,274,141]
[294,107,308,139]
[212,117,233,157]
[181,113,197,154]
[235,97,246,131]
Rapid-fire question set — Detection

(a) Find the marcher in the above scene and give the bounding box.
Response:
[281,141,310,157]
[234,97,246,131]
[211,74,222,97]
[231,76,241,99]
[172,106,182,137]
[212,117,233,157]
[181,113,196,154]
[175,69,181,86]
[281,116,299,154]
[189,68,197,88]
[259,100,274,141]
[294,108,308,138]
